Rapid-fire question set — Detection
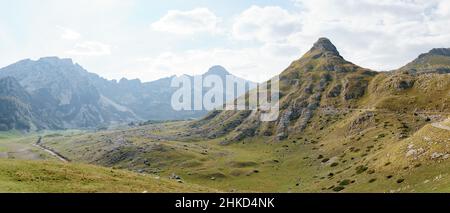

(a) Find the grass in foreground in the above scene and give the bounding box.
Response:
[0,159,214,193]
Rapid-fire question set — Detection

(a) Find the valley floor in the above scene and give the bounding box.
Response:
[1,115,449,193]
[0,131,214,193]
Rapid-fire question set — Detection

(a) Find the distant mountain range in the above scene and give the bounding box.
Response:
[2,39,449,132]
[0,58,255,131]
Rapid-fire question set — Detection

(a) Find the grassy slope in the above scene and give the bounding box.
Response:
[0,159,213,193]
[40,114,449,193]
[0,131,50,160]
[0,131,213,193]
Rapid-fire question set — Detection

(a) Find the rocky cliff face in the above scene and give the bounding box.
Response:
[0,77,35,131]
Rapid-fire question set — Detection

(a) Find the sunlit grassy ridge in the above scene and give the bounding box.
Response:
[0,159,213,193]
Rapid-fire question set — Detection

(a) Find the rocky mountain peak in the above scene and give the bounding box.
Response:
[37,56,74,66]
[204,65,231,76]
[119,78,142,84]
[310,37,340,56]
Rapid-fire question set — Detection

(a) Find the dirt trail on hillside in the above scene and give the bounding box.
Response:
[34,137,70,163]
[431,119,450,131]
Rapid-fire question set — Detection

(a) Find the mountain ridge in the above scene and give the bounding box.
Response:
[191,37,449,142]
[0,57,255,130]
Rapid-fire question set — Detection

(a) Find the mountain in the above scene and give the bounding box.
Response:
[0,57,137,130]
[191,38,449,144]
[400,48,450,74]
[192,38,379,141]
[0,57,255,130]
[92,65,256,121]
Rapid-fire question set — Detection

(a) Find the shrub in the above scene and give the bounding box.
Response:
[339,179,352,186]
[333,186,345,192]
[355,165,368,174]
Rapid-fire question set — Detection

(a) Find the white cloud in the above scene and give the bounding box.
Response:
[261,42,301,58]
[136,1,450,82]
[232,6,302,42]
[151,8,221,35]
[225,0,444,71]
[58,26,81,40]
[436,0,450,18]
[66,41,111,56]
[291,0,450,70]
[3,1,450,83]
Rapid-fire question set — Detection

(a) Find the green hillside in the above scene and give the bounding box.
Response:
[0,159,213,193]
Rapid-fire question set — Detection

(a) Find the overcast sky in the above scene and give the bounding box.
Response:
[1,0,449,82]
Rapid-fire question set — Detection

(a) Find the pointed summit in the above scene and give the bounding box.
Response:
[282,37,372,75]
[309,37,341,56]
[204,65,230,76]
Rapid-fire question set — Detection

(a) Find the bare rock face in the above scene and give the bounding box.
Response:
[425,48,450,57]
[311,38,341,57]
[348,112,375,135]
[343,78,368,100]
[394,77,415,90]
[328,85,342,97]
[232,120,260,142]
[0,77,35,131]
[276,106,294,140]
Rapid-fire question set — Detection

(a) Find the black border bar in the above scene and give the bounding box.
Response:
[2,193,450,212]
